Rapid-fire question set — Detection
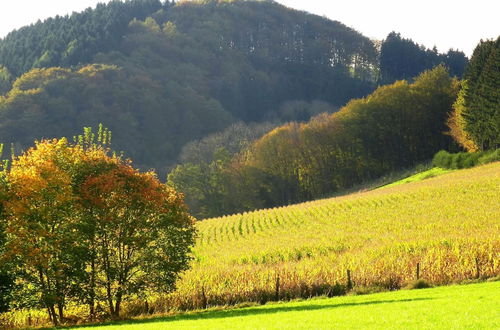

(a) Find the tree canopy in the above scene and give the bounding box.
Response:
[0,128,196,324]
[0,1,470,180]
[380,32,468,83]
[0,0,387,174]
[170,66,460,218]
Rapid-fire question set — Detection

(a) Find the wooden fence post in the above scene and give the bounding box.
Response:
[275,273,280,301]
[416,262,420,280]
[347,269,353,290]
[201,285,207,309]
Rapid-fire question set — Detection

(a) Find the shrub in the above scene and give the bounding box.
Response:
[407,279,432,290]
[478,149,500,165]
[462,152,482,168]
[450,152,466,169]
[433,149,500,169]
[432,150,452,168]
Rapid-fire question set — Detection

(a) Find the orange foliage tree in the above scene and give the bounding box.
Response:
[1,128,196,324]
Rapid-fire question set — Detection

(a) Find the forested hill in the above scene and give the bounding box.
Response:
[0,0,467,174]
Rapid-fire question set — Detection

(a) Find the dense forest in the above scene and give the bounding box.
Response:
[379,32,468,83]
[168,33,499,219]
[0,0,468,174]
[169,66,461,218]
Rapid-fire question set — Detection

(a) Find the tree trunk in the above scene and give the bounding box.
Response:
[57,303,64,322]
[114,289,122,318]
[89,258,96,321]
[55,277,64,322]
[106,281,115,316]
[38,269,58,326]
[49,305,59,326]
[102,239,115,316]
[46,307,54,325]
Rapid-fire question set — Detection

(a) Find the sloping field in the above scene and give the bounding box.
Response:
[158,163,499,311]
[80,281,500,329]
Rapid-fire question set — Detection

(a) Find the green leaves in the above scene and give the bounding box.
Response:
[170,66,459,218]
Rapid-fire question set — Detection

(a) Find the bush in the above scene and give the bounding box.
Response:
[433,149,500,169]
[450,152,466,169]
[432,150,452,168]
[462,152,482,168]
[407,279,432,289]
[478,149,500,165]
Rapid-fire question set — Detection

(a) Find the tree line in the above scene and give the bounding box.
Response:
[168,66,460,218]
[380,32,468,83]
[168,33,498,219]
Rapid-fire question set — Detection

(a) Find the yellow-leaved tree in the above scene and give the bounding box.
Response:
[1,127,196,325]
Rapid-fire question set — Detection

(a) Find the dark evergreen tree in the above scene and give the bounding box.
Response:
[380,32,468,83]
[462,37,500,150]
[0,0,166,77]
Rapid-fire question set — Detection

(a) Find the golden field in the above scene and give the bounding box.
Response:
[163,162,500,310]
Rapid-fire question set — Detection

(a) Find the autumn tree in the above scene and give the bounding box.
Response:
[0,146,13,313]
[168,66,459,217]
[447,81,478,151]
[79,156,196,318]
[248,123,304,205]
[1,128,196,323]
[3,139,84,325]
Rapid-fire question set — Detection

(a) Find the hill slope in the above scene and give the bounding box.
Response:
[0,0,378,173]
[0,0,468,175]
[160,163,500,310]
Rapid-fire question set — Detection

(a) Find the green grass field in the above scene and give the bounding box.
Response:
[379,167,453,188]
[74,281,500,329]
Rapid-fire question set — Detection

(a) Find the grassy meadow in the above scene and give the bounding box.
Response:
[379,167,453,188]
[76,281,500,329]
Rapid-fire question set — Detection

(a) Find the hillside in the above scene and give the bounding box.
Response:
[161,163,499,310]
[0,0,468,175]
[0,0,378,174]
[168,66,461,218]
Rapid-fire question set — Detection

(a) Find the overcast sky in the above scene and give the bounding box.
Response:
[0,0,498,57]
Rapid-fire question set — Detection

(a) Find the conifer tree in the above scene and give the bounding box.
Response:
[461,37,500,150]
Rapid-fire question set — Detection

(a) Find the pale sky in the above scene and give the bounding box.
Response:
[0,0,498,57]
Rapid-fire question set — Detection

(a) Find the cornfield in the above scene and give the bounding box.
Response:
[165,162,500,310]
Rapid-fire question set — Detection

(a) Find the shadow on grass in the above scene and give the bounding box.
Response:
[65,297,433,329]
